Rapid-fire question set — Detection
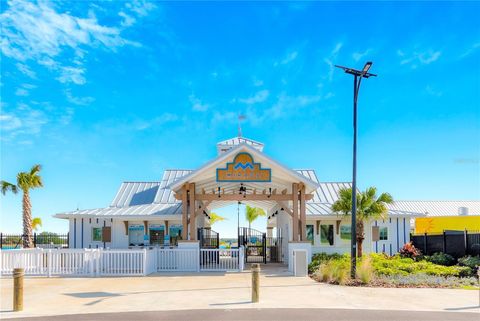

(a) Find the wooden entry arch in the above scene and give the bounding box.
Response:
[170,143,318,242]
[175,182,312,242]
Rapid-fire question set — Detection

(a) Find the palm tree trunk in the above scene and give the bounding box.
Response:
[356,220,365,258]
[22,190,34,248]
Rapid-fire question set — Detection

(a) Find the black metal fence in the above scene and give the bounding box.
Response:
[0,233,69,249]
[411,230,480,258]
[198,228,219,249]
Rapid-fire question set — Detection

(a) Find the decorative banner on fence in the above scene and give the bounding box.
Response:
[216,152,271,182]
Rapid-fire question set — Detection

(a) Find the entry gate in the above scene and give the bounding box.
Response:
[197,228,219,249]
[238,227,267,264]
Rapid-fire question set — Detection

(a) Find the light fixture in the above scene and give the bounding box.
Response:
[362,61,372,73]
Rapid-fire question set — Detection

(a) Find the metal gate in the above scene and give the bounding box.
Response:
[238,227,267,263]
[198,228,219,249]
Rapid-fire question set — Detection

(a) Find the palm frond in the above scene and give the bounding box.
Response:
[17,164,43,190]
[32,217,43,231]
[209,212,226,225]
[0,181,18,195]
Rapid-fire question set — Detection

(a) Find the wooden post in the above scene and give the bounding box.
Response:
[189,183,196,240]
[251,263,260,303]
[181,184,188,240]
[299,185,306,241]
[292,183,299,241]
[13,268,24,311]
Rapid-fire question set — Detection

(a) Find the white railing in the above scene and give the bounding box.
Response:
[0,249,45,275]
[157,248,198,272]
[48,249,92,276]
[98,249,145,276]
[0,246,245,277]
[200,247,244,272]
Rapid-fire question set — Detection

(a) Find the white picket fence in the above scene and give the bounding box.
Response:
[0,247,244,277]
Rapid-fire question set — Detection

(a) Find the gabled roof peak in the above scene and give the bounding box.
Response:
[216,136,264,155]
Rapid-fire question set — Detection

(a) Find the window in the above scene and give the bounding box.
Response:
[340,225,351,242]
[169,225,183,246]
[149,225,165,245]
[320,224,334,246]
[306,225,314,245]
[129,224,145,246]
[92,228,102,242]
[379,227,388,240]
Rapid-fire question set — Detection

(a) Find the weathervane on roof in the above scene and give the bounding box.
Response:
[237,114,246,137]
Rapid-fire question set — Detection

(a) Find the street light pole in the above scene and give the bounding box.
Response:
[335,62,376,279]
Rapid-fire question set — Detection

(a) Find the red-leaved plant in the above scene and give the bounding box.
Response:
[399,242,422,259]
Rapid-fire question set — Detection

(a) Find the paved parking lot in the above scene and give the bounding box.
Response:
[1,265,479,319]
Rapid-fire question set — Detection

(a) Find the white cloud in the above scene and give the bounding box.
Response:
[239,90,269,104]
[265,93,321,120]
[0,104,48,140]
[280,51,298,65]
[460,42,480,58]
[14,83,36,96]
[398,49,441,67]
[134,113,177,130]
[1,0,145,85]
[65,89,95,106]
[212,111,237,124]
[16,63,36,78]
[119,0,157,27]
[352,49,372,62]
[126,0,157,17]
[324,42,343,81]
[15,88,29,96]
[324,92,335,99]
[189,94,210,112]
[0,114,22,131]
[119,11,136,27]
[57,66,86,85]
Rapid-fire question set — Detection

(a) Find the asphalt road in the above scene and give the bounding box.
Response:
[3,308,479,321]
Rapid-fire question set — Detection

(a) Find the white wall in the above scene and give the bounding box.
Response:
[276,210,292,262]
[370,217,411,255]
[309,216,412,256]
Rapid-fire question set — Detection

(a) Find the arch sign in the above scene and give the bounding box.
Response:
[216,152,271,182]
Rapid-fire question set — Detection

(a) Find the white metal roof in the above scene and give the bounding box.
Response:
[386,201,480,217]
[55,203,182,218]
[56,168,431,218]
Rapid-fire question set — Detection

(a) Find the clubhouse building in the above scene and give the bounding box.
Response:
[55,136,464,262]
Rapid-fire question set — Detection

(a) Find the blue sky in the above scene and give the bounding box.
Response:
[1,1,479,236]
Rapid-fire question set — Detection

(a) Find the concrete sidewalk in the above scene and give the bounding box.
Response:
[1,265,479,319]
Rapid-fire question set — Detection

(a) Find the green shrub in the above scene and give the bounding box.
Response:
[370,253,469,277]
[309,252,344,273]
[457,256,480,274]
[425,252,456,266]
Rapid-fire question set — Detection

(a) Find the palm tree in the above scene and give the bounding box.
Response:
[32,217,43,231]
[245,205,266,230]
[332,186,393,257]
[1,164,43,248]
[209,212,225,226]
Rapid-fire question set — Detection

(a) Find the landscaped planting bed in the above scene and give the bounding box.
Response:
[309,249,480,289]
